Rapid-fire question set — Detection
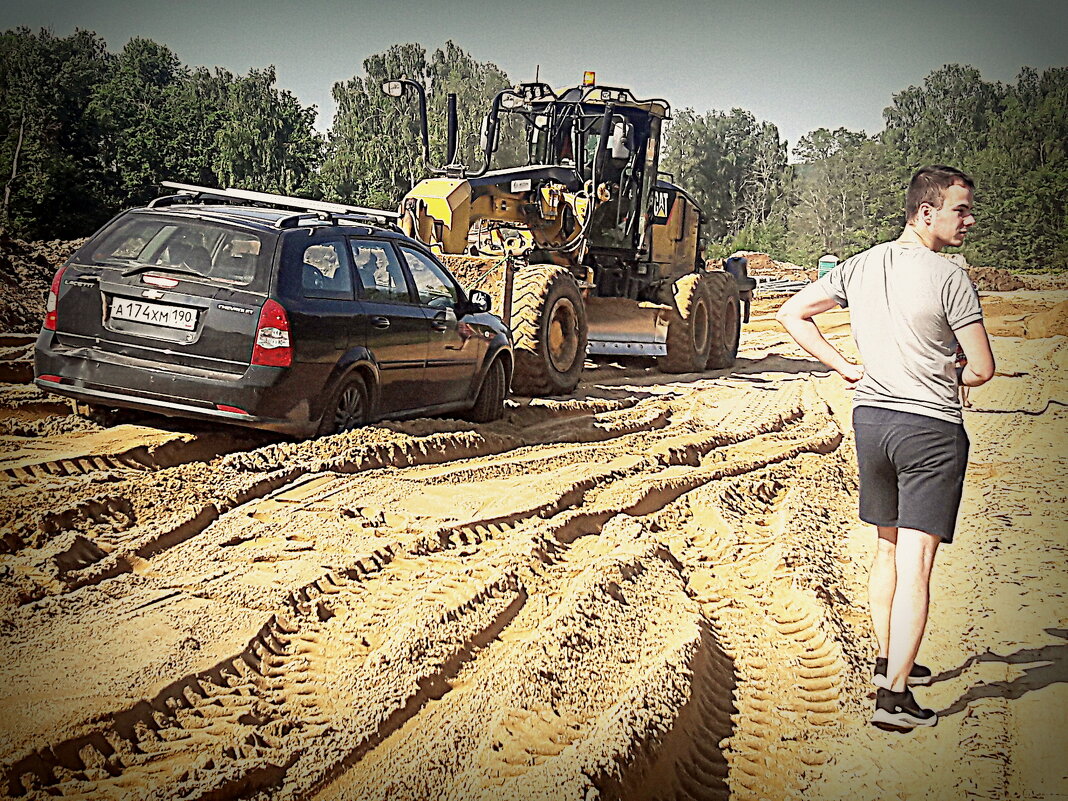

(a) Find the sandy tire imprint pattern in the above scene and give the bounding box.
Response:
[3,303,1063,801]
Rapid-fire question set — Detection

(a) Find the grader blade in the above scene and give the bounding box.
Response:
[584,296,670,357]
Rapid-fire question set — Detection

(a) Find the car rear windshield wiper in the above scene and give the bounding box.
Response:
[89,257,139,268]
[121,263,207,279]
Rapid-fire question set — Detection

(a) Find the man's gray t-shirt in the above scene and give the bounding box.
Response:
[816,242,983,424]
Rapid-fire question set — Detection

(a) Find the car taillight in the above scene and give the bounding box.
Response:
[216,404,250,415]
[251,298,292,367]
[44,266,67,331]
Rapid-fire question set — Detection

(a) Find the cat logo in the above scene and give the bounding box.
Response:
[652,189,671,222]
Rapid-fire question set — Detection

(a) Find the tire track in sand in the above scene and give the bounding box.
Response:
[2,375,855,801]
[4,533,527,799]
[0,428,521,613]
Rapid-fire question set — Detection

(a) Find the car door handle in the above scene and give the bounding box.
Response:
[430,319,448,332]
[371,316,391,329]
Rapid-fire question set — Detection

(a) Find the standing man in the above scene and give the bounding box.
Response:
[776,165,995,730]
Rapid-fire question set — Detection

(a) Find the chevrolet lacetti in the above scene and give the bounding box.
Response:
[34,184,513,437]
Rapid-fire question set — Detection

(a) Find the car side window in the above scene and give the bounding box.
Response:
[301,240,353,299]
[400,247,459,309]
[350,240,411,302]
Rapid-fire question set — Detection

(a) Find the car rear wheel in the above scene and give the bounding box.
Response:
[317,374,368,436]
[465,357,506,423]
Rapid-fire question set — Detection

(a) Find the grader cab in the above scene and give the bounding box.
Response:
[383,74,755,396]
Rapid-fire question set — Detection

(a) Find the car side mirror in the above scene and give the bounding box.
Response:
[466,289,492,314]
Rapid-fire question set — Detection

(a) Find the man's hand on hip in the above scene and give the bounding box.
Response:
[839,363,865,383]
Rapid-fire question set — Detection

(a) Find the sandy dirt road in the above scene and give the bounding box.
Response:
[0,289,1064,801]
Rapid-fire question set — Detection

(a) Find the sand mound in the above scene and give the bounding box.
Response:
[1025,298,1068,338]
[0,235,85,333]
[711,251,815,282]
[966,264,1028,291]
[439,255,509,296]
[978,294,1068,339]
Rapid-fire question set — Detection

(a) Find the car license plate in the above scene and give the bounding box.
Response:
[111,298,198,331]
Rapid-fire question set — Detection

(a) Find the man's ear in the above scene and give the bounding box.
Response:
[919,202,935,225]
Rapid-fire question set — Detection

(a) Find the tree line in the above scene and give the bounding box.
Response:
[660,64,1067,271]
[2,28,1065,270]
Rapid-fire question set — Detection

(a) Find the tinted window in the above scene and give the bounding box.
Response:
[301,240,353,299]
[400,247,459,309]
[86,216,266,286]
[350,241,411,302]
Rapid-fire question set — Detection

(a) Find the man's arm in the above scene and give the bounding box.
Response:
[776,283,864,382]
[955,320,995,387]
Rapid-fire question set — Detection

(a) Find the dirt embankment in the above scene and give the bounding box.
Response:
[0,246,1065,800]
[709,252,815,283]
[0,236,85,334]
[720,250,1038,292]
[965,264,1028,291]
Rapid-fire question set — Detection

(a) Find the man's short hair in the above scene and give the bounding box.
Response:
[906,165,974,222]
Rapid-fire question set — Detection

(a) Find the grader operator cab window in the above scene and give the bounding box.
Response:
[608,120,632,160]
[529,114,550,161]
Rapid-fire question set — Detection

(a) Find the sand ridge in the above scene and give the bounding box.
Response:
[0,287,1064,800]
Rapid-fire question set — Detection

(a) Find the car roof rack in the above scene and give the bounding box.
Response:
[152,181,401,229]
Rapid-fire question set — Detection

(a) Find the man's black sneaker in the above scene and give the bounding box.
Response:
[871,687,938,730]
[873,657,933,689]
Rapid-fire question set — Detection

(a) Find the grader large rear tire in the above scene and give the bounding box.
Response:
[510,266,587,396]
[658,273,713,373]
[704,270,741,369]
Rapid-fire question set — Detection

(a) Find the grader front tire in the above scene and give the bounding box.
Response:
[510,266,587,396]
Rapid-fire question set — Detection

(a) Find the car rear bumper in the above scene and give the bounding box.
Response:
[34,335,319,436]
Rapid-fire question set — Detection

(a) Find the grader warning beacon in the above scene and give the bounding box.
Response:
[382,71,755,396]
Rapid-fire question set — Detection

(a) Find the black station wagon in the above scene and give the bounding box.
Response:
[34,183,513,437]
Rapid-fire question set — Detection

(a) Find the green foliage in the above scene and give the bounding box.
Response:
[213,66,322,194]
[660,108,787,241]
[317,41,514,209]
[90,38,190,208]
[0,29,1062,274]
[664,63,1066,272]
[427,41,522,171]
[318,43,432,209]
[883,64,1068,270]
[0,27,321,240]
[883,64,1006,166]
[1,27,113,237]
[787,129,907,264]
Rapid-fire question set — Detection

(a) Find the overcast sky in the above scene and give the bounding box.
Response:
[3,0,1064,150]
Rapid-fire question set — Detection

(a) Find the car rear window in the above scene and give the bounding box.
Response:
[82,215,269,287]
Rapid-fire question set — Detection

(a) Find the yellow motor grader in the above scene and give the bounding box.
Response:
[382,73,755,396]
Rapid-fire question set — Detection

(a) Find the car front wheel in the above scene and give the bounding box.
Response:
[465,357,506,423]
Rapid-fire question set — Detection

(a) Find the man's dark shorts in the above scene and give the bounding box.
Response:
[853,405,970,543]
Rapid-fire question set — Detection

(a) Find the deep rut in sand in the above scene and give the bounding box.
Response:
[4,286,1063,801]
[0,366,861,801]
